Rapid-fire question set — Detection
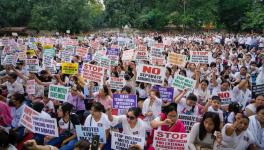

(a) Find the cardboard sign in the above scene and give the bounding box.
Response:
[26,59,39,73]
[150,46,163,58]
[122,49,134,61]
[172,75,196,92]
[76,125,106,143]
[82,63,104,84]
[113,94,137,109]
[252,84,264,98]
[152,86,174,102]
[153,130,188,150]
[32,115,59,137]
[178,114,201,132]
[136,64,166,85]
[217,91,232,106]
[189,51,209,64]
[76,47,88,58]
[109,77,125,90]
[62,63,78,75]
[168,53,187,67]
[48,84,70,102]
[19,105,40,132]
[26,80,36,95]
[3,54,18,66]
[111,132,145,150]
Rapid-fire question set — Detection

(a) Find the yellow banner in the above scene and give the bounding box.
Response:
[62,63,78,75]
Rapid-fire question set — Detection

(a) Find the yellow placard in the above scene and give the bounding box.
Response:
[43,44,53,49]
[61,63,78,75]
[26,50,36,56]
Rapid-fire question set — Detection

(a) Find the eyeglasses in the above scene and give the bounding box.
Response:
[126,115,136,120]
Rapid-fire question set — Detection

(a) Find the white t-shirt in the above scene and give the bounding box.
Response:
[208,106,224,122]
[245,103,256,115]
[142,98,162,121]
[221,123,254,150]
[193,88,210,105]
[177,98,199,115]
[84,113,110,130]
[232,86,251,109]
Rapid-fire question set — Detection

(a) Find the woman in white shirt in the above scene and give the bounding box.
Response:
[187,112,222,150]
[84,102,110,150]
[232,77,252,109]
[245,95,264,117]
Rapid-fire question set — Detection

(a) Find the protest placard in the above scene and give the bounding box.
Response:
[26,59,39,73]
[111,131,145,150]
[93,51,106,63]
[61,63,78,75]
[76,125,106,143]
[217,91,232,106]
[109,77,125,90]
[172,75,196,92]
[150,56,166,66]
[83,85,100,98]
[118,40,126,47]
[113,94,137,109]
[168,53,187,67]
[178,114,201,132]
[122,49,135,61]
[17,52,27,61]
[136,64,166,85]
[45,66,57,75]
[48,84,70,102]
[82,63,104,84]
[100,56,111,69]
[252,84,264,98]
[32,115,59,137]
[135,50,148,61]
[150,45,163,58]
[26,80,36,95]
[189,51,209,64]
[153,130,188,150]
[19,105,40,132]
[152,86,174,102]
[43,53,54,67]
[3,54,18,66]
[76,47,88,58]
[106,48,119,56]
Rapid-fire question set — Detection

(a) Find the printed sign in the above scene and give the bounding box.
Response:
[100,56,111,69]
[252,84,264,98]
[153,130,188,150]
[111,132,145,150]
[76,125,106,143]
[178,114,201,132]
[76,47,88,58]
[32,115,59,137]
[48,84,70,102]
[109,77,125,90]
[122,49,134,61]
[172,75,196,92]
[136,64,166,85]
[62,63,78,75]
[106,48,119,56]
[113,94,137,109]
[150,56,166,66]
[152,86,174,102]
[135,50,148,61]
[168,53,187,67]
[26,80,36,95]
[217,91,232,106]
[3,54,18,66]
[82,63,104,84]
[189,51,209,64]
[26,59,39,73]
[20,105,40,132]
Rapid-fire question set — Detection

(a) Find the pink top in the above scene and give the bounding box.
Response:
[0,101,12,127]
[94,92,113,109]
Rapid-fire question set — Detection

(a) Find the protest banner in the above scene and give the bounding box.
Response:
[76,125,106,143]
[217,91,232,106]
[150,45,164,58]
[135,50,148,61]
[76,47,88,58]
[43,53,54,67]
[137,45,147,51]
[3,54,17,66]
[93,51,106,63]
[100,56,111,69]
[17,52,27,61]
[152,86,174,102]
[178,114,201,132]
[19,105,40,132]
[106,48,119,66]
[252,84,264,98]
[189,51,209,64]
[26,80,36,95]
[109,77,125,90]
[172,75,196,92]
[48,84,70,102]
[106,48,119,56]
[26,59,39,73]
[168,53,187,67]
[113,94,137,109]
[136,64,166,85]
[150,56,166,66]
[32,115,59,137]
[61,62,78,75]
[111,131,145,150]
[122,49,135,61]
[153,130,188,150]
[82,63,104,84]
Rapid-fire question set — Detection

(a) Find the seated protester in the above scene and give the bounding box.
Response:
[174,89,199,115]
[136,83,148,101]
[0,128,17,150]
[0,73,24,99]
[204,96,224,128]
[194,67,210,106]
[89,83,112,110]
[73,140,90,150]
[0,100,12,127]
[142,89,162,125]
[23,140,58,150]
[224,102,242,123]
[107,107,151,138]
[187,112,222,150]
[67,86,85,120]
[245,95,264,117]
[220,114,254,150]
[148,103,186,149]
[84,102,110,150]
[45,102,80,150]
[233,66,248,84]
[247,105,264,149]
[41,89,55,116]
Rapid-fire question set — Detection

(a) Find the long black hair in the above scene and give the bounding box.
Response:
[199,112,220,141]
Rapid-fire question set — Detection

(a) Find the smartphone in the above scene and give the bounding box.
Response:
[91,135,99,150]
